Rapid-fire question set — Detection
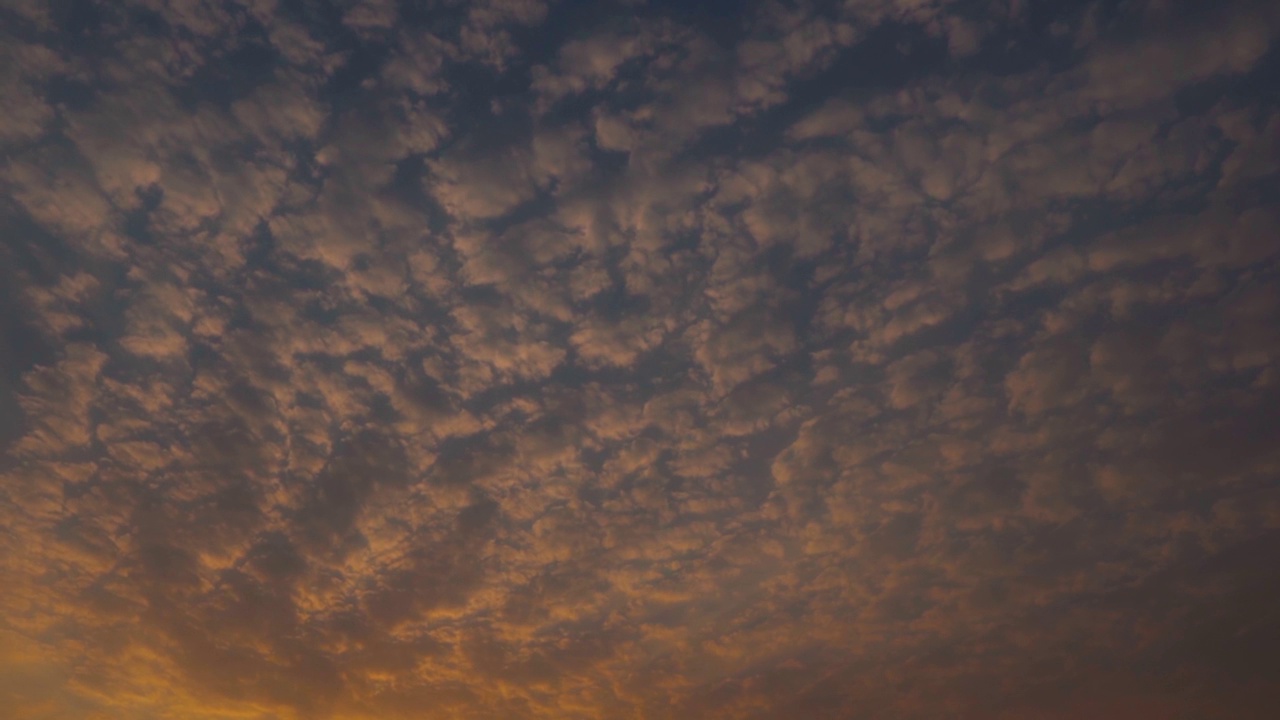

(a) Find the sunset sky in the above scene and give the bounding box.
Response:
[2,0,1279,718]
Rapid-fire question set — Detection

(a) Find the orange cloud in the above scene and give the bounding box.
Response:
[2,0,1279,718]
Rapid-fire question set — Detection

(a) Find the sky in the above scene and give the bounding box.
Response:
[1,0,1279,718]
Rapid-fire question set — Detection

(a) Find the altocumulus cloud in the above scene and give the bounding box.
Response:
[2,0,1280,718]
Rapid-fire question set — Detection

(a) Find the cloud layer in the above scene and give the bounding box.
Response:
[2,0,1279,718]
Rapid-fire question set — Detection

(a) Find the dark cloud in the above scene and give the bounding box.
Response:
[2,0,1279,718]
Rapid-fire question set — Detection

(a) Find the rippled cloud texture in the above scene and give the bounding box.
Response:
[2,0,1279,717]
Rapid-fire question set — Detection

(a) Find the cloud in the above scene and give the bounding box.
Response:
[2,0,1279,718]
[1080,2,1277,108]
[12,343,108,458]
[532,23,664,108]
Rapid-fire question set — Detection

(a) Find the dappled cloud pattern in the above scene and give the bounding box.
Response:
[3,0,1280,718]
